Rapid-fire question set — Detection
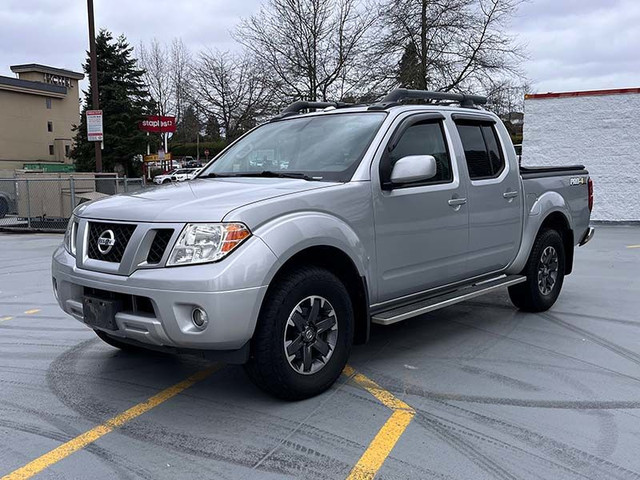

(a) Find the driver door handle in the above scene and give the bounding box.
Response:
[448,198,467,207]
[503,190,519,199]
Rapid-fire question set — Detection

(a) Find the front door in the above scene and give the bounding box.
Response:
[373,115,469,303]
[454,119,523,276]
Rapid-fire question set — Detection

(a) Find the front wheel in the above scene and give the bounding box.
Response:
[509,229,565,312]
[244,266,353,400]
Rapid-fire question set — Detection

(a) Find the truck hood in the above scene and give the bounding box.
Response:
[75,177,339,223]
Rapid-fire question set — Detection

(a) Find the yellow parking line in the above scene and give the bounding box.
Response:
[2,366,220,480]
[343,365,415,480]
[627,245,640,249]
[0,316,13,323]
[23,309,40,315]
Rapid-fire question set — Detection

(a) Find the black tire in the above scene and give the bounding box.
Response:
[0,197,8,219]
[162,179,171,184]
[508,229,565,312]
[94,329,145,353]
[244,266,354,400]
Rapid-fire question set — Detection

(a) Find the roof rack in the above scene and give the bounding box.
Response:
[369,88,487,110]
[271,100,354,121]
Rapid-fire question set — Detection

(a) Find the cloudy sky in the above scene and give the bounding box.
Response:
[1,0,638,94]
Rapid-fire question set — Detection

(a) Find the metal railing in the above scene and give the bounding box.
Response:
[0,176,151,232]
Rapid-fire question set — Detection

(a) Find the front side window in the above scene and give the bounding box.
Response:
[381,121,453,186]
[200,113,386,182]
[456,122,505,180]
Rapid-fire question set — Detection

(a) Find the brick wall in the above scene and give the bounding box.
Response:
[522,93,640,221]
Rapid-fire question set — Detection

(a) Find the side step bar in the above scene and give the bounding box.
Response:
[371,275,526,325]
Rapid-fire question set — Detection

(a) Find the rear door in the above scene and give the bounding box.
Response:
[372,114,469,302]
[453,117,523,276]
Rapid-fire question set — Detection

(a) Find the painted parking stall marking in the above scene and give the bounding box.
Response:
[23,309,40,315]
[343,365,415,480]
[1,365,221,480]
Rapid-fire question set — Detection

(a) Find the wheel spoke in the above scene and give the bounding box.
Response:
[286,335,304,356]
[290,311,307,332]
[302,345,313,372]
[315,315,336,334]
[312,338,330,357]
[308,298,320,325]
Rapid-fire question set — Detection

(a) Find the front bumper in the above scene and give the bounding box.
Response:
[52,236,277,352]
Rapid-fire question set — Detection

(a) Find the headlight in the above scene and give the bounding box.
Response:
[64,216,78,256]
[167,223,251,266]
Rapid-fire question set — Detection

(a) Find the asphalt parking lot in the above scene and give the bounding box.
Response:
[1,226,639,480]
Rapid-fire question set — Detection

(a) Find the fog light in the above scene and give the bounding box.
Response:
[191,307,208,329]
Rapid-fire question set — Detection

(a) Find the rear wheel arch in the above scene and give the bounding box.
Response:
[262,245,370,345]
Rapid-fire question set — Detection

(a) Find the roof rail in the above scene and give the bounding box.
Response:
[271,100,354,121]
[369,88,487,110]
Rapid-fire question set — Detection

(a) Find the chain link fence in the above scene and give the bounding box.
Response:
[0,175,151,232]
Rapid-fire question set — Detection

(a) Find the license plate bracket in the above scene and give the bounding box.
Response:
[83,295,121,331]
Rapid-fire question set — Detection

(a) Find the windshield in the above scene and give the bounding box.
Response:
[199,112,386,182]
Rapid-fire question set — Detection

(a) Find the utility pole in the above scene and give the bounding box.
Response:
[87,0,102,172]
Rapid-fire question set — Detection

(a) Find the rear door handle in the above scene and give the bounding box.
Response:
[448,198,467,207]
[503,191,519,199]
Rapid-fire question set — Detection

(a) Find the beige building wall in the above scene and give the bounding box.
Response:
[0,65,83,172]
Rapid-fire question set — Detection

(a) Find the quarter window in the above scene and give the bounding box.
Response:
[456,122,505,180]
[382,121,453,186]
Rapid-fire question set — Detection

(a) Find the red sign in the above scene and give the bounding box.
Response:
[139,116,176,133]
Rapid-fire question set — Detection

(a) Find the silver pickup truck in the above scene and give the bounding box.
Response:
[52,89,594,399]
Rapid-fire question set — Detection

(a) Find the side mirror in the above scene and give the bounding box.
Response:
[390,155,437,186]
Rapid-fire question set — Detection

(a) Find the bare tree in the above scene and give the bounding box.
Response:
[375,0,526,95]
[235,0,377,102]
[169,38,191,125]
[190,50,275,140]
[138,38,175,117]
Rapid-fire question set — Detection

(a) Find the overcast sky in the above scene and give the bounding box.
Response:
[1,0,638,94]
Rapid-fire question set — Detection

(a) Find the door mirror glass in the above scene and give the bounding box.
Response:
[390,155,437,185]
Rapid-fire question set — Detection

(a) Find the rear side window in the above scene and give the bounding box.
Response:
[456,122,505,180]
[382,121,453,186]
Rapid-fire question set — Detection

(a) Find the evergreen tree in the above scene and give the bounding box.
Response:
[204,115,221,142]
[397,42,421,89]
[71,30,152,175]
[172,105,200,144]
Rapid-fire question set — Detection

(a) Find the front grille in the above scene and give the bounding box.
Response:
[147,229,174,264]
[87,222,137,263]
[84,287,156,316]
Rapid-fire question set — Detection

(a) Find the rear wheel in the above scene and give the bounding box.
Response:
[244,266,353,400]
[509,229,565,312]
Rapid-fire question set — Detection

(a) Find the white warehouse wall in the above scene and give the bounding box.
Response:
[522,92,640,221]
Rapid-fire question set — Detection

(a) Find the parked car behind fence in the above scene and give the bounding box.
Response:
[0,174,149,232]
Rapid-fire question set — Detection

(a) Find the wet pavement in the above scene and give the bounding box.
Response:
[1,226,639,479]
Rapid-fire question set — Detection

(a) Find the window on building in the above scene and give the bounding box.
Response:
[65,145,71,156]
[47,121,53,132]
[49,145,54,156]
[455,122,505,180]
[46,98,52,109]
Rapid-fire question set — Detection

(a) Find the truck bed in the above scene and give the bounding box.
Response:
[520,165,588,179]
[520,165,589,179]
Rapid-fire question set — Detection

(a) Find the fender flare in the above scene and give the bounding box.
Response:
[507,191,573,275]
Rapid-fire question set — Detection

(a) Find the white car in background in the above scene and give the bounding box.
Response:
[153,168,200,185]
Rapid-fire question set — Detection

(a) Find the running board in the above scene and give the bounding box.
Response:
[371,275,526,325]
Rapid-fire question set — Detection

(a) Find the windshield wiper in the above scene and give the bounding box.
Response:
[198,172,233,178]
[226,171,321,181]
